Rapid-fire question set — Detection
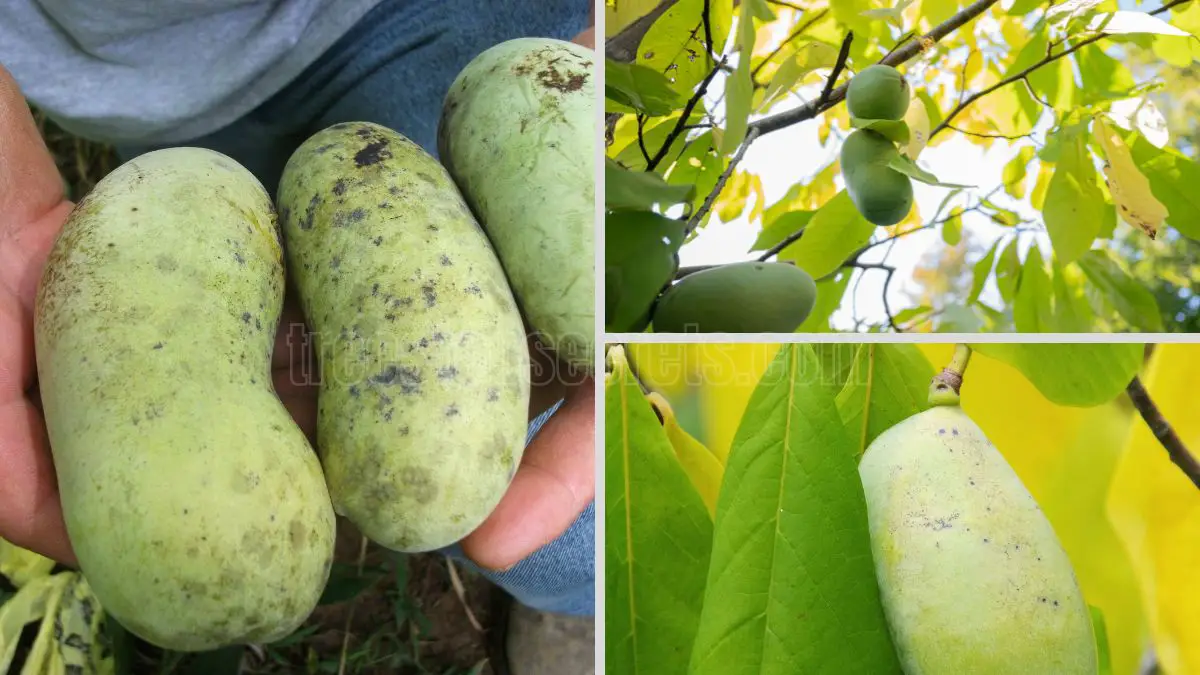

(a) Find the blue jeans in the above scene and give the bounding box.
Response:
[119,0,594,617]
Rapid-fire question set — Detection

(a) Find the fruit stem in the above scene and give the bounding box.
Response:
[929,343,972,407]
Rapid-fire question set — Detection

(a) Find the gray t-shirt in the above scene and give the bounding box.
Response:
[0,0,382,145]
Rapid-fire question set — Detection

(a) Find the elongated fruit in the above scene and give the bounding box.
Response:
[651,261,817,333]
[439,38,594,371]
[847,65,910,121]
[858,404,1097,674]
[278,122,530,552]
[35,148,335,650]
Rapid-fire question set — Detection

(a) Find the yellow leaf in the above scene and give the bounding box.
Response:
[0,573,70,674]
[646,392,724,517]
[920,345,1147,674]
[1108,345,1200,675]
[0,539,55,588]
[1093,115,1169,240]
[901,93,931,160]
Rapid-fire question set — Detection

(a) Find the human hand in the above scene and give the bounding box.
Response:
[0,64,77,564]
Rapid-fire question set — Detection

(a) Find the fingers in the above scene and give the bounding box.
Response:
[0,397,75,565]
[0,65,71,309]
[461,377,595,571]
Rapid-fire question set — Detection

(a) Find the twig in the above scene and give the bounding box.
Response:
[749,0,1002,137]
[702,0,716,60]
[605,0,681,63]
[819,33,855,107]
[646,56,728,171]
[446,558,484,632]
[931,0,1192,139]
[751,9,830,82]
[944,124,1034,141]
[636,115,651,165]
[685,126,760,234]
[1127,375,1200,490]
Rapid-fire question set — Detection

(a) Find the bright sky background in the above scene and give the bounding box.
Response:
[674,3,1160,330]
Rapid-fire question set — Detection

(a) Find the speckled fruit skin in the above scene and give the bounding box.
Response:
[278,122,530,553]
[651,262,817,333]
[858,406,1097,675]
[34,148,336,651]
[847,64,911,121]
[841,130,914,227]
[438,38,594,372]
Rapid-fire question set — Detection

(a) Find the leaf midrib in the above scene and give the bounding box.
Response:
[621,368,640,673]
[760,344,798,667]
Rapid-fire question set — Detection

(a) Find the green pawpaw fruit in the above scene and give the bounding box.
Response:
[841,130,913,226]
[35,148,335,651]
[846,64,910,121]
[650,262,817,333]
[858,404,1097,675]
[278,122,530,553]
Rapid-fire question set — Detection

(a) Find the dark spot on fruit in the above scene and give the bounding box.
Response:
[422,285,437,307]
[385,313,396,321]
[331,256,341,269]
[432,332,445,342]
[378,201,391,209]
[418,338,429,348]
[333,179,347,195]
[440,254,452,266]
[350,208,365,221]
[242,312,252,323]
[487,388,499,402]
[356,127,373,137]
[255,318,262,331]
[399,426,410,436]
[302,194,320,230]
[373,236,383,246]
[131,207,139,212]
[938,428,945,435]
[289,520,307,550]
[446,404,459,417]
[401,466,437,504]
[537,66,588,92]
[371,283,379,296]
[372,365,422,394]
[315,143,336,154]
[355,140,391,167]
[417,172,436,185]
[438,366,458,380]
[427,223,439,232]
[467,283,481,296]
[389,186,401,196]
[153,342,163,350]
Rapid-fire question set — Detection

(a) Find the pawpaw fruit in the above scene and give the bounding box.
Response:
[847,64,910,121]
[278,122,530,553]
[858,404,1097,674]
[35,148,335,651]
[841,130,913,226]
[650,262,816,333]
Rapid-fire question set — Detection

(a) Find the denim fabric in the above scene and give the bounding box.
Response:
[116,0,590,194]
[116,0,594,617]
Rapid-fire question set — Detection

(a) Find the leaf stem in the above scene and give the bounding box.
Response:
[929,344,972,407]
[1126,375,1200,490]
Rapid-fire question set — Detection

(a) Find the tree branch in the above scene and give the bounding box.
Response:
[930,0,1193,139]
[605,0,681,63]
[646,56,728,171]
[702,0,716,60]
[749,0,1002,137]
[685,126,760,235]
[819,32,854,108]
[1127,375,1200,490]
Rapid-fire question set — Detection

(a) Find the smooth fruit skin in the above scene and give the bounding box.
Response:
[278,123,530,553]
[35,148,335,651]
[847,64,911,121]
[841,130,914,226]
[858,406,1097,675]
[651,262,817,333]
[439,38,594,371]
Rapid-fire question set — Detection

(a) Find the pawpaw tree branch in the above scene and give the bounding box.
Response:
[646,55,728,171]
[930,0,1193,139]
[605,0,681,63]
[685,126,760,234]
[1126,375,1200,490]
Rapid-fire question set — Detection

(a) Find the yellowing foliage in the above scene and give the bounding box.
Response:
[1094,115,1169,240]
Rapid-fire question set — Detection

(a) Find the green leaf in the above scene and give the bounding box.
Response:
[994,237,1021,303]
[606,211,686,332]
[798,270,852,332]
[1002,146,1036,200]
[1090,606,1113,675]
[1076,250,1164,331]
[835,344,935,457]
[851,118,910,144]
[1049,260,1096,332]
[1128,131,1200,240]
[722,0,773,154]
[689,345,902,675]
[667,131,724,216]
[318,562,385,605]
[606,158,695,211]
[637,0,721,97]
[887,154,972,187]
[750,210,815,253]
[970,343,1144,407]
[968,239,1000,305]
[1043,129,1105,264]
[606,59,686,116]
[780,191,875,278]
[941,212,962,246]
[813,343,861,399]
[1013,243,1053,332]
[761,42,838,110]
[606,347,713,675]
